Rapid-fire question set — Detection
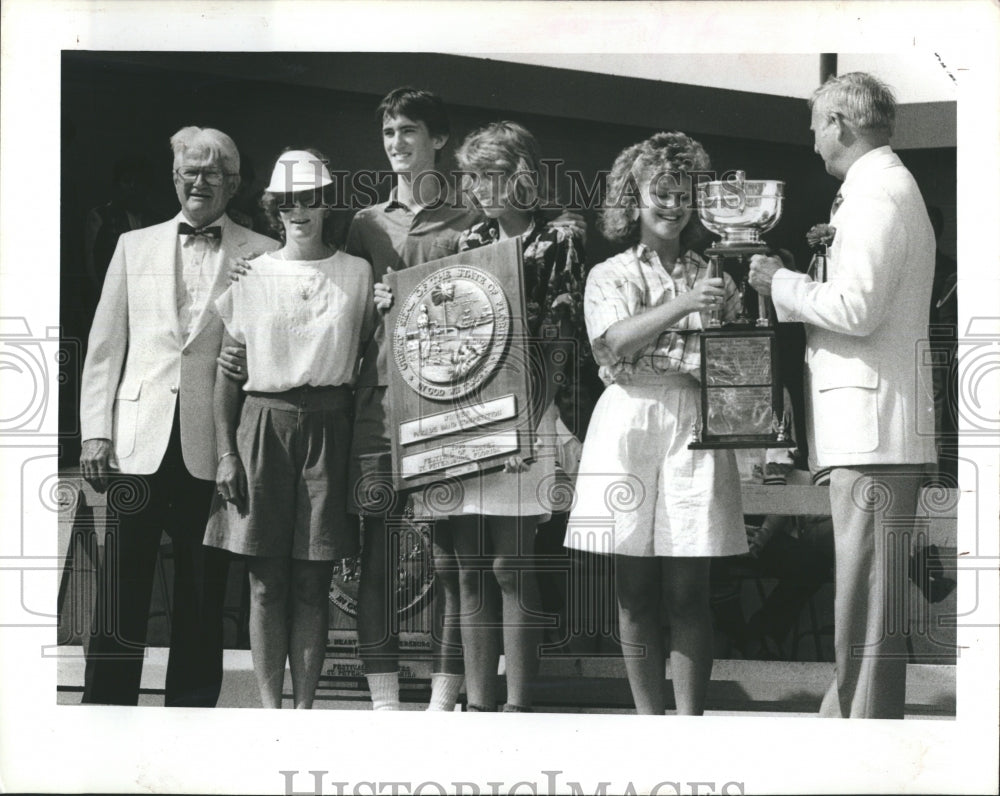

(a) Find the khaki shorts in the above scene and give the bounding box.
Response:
[204,385,358,560]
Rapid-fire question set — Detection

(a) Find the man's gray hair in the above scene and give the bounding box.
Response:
[170,126,240,174]
[809,72,897,137]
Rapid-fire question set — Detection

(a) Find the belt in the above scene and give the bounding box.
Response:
[245,384,352,411]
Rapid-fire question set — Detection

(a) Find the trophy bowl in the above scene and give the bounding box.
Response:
[698,178,784,246]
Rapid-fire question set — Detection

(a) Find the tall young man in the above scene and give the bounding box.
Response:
[346,88,477,711]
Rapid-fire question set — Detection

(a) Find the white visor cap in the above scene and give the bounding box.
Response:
[266,150,334,193]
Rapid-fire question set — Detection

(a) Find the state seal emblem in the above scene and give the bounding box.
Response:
[384,239,533,488]
[392,265,511,401]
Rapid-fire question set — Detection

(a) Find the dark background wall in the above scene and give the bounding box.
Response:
[59,51,957,457]
[61,51,958,262]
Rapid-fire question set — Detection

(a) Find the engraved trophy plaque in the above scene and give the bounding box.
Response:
[384,238,536,489]
[691,172,791,448]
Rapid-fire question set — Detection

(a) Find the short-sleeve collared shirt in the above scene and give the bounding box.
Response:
[584,244,740,385]
[345,187,479,387]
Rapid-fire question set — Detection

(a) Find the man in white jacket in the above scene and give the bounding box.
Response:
[749,72,936,718]
[79,126,278,705]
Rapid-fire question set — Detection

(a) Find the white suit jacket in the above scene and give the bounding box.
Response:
[80,213,279,480]
[771,147,936,467]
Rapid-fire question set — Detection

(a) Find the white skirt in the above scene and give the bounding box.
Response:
[564,376,747,558]
[412,403,559,519]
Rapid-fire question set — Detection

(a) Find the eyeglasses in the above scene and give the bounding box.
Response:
[174,168,237,186]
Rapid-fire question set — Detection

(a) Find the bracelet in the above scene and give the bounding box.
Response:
[218,451,238,464]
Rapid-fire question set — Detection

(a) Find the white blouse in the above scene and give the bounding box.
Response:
[215,250,374,392]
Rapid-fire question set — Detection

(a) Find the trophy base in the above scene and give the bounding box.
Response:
[690,326,789,452]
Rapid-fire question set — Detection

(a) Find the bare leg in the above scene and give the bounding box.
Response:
[614,555,666,715]
[288,559,335,709]
[452,515,502,710]
[357,514,399,674]
[662,557,713,716]
[432,519,466,677]
[247,557,292,708]
[490,515,542,709]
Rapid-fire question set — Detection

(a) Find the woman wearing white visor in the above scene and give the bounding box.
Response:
[205,149,374,708]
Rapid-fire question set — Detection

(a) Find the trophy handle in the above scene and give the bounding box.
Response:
[705,254,723,328]
[816,249,828,283]
[756,292,772,327]
[735,274,751,325]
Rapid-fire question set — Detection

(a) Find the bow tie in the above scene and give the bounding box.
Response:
[178,222,222,241]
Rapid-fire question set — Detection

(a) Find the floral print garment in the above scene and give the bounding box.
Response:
[458,213,587,355]
[458,213,588,433]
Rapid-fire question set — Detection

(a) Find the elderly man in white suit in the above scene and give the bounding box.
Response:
[749,72,936,719]
[79,126,278,705]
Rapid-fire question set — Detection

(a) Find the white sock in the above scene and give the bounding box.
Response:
[366,672,400,711]
[426,673,464,712]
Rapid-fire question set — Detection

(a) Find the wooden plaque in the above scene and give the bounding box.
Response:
[384,238,536,490]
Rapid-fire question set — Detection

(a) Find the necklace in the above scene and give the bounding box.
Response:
[297,269,324,301]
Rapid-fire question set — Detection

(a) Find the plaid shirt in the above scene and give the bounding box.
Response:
[584,244,740,385]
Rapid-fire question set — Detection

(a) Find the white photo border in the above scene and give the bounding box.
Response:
[1,1,998,794]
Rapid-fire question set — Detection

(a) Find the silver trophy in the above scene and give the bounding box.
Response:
[697,171,784,327]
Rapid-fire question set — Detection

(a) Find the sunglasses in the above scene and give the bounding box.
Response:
[275,189,327,210]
